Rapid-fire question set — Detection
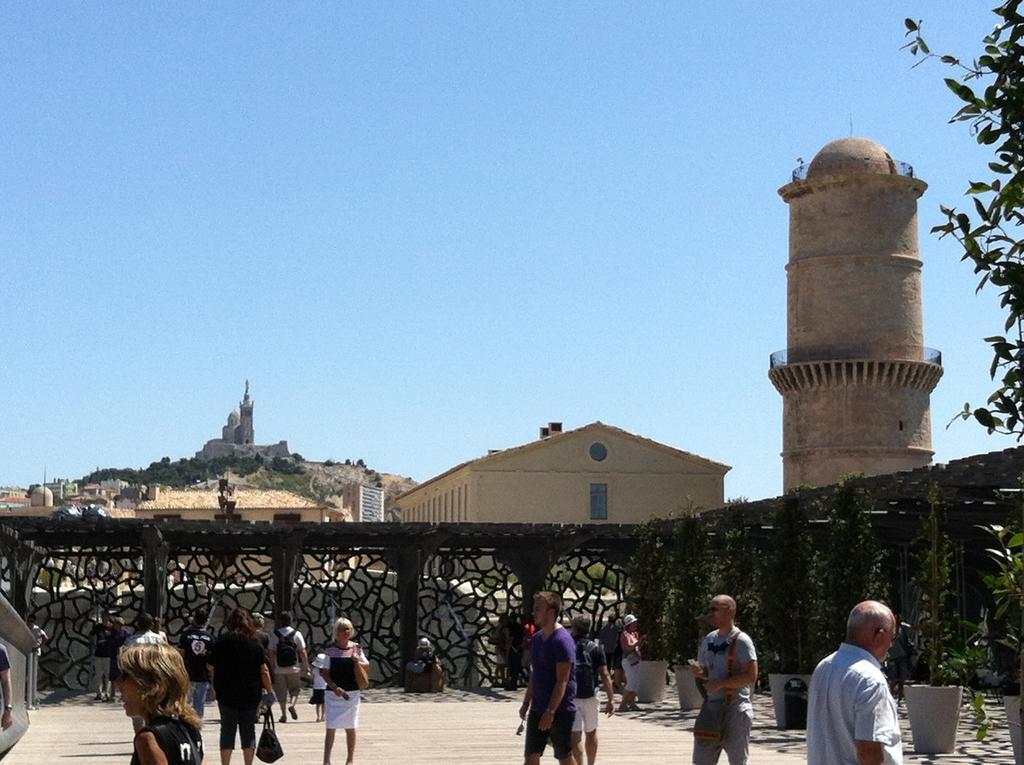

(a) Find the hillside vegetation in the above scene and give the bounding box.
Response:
[80,455,418,514]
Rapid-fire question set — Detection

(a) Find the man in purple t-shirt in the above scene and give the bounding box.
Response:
[518,591,576,764]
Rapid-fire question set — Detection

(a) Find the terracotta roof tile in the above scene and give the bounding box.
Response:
[137,489,321,511]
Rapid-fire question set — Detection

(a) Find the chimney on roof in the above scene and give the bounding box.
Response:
[147,485,161,501]
[539,426,550,439]
[548,422,563,434]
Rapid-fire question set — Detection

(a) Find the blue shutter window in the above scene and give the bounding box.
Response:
[590,483,608,520]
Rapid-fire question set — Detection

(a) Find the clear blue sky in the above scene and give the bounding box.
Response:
[2,3,1016,501]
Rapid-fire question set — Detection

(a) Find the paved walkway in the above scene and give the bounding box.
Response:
[4,687,1016,764]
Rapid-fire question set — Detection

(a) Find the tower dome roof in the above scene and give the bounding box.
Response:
[806,137,897,179]
[227,410,240,426]
[30,485,53,507]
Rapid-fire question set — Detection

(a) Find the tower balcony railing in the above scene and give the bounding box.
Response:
[790,159,915,183]
[769,346,942,369]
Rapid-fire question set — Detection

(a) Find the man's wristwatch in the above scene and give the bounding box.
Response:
[545,708,555,715]
[4,704,12,711]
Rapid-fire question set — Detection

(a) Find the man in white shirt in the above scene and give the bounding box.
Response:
[807,601,903,765]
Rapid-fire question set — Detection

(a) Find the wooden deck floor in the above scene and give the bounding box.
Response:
[4,687,1016,764]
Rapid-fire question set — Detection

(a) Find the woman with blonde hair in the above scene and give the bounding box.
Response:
[321,617,370,765]
[116,642,206,765]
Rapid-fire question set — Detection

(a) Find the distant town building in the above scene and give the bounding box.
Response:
[135,485,334,523]
[196,380,291,461]
[99,478,129,494]
[341,484,385,523]
[396,421,728,524]
[0,496,32,513]
[43,480,78,501]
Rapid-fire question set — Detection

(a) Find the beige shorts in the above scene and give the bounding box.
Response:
[273,672,302,699]
[571,695,599,733]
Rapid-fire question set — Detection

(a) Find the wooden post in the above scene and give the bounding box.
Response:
[272,530,307,619]
[393,546,422,673]
[503,548,554,612]
[141,526,169,618]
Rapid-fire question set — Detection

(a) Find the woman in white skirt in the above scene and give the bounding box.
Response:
[321,617,370,765]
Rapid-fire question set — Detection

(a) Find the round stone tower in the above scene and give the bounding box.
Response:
[770,137,943,490]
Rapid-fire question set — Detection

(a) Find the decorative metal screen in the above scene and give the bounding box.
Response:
[293,550,401,684]
[32,547,144,689]
[418,549,521,687]
[546,552,629,628]
[4,522,635,691]
[164,548,274,638]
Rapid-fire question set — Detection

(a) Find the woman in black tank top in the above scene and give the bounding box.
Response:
[117,642,206,765]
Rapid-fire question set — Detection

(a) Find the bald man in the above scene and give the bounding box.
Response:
[689,594,758,765]
[807,601,903,765]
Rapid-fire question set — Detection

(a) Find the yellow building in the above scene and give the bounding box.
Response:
[135,487,333,523]
[396,422,729,524]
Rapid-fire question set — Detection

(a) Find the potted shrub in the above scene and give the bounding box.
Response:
[626,518,671,703]
[710,508,764,639]
[665,514,712,710]
[760,494,821,728]
[816,478,888,652]
[705,509,763,709]
[905,487,962,754]
[980,521,1024,764]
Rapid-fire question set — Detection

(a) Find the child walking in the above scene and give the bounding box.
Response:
[309,652,327,723]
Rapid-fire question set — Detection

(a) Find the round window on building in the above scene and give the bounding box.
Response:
[589,442,608,462]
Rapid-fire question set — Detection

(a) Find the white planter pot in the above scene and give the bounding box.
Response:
[768,673,812,729]
[1006,695,1023,765]
[905,684,962,754]
[674,667,704,710]
[634,660,668,703]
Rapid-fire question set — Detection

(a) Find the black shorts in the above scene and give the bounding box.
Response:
[525,709,575,760]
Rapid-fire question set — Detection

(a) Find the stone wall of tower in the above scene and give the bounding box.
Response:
[771,137,942,491]
[786,176,925,359]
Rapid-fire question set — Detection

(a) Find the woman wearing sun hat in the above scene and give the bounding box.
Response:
[618,614,643,711]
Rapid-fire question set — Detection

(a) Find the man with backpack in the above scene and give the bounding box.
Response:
[267,611,310,722]
[569,614,615,765]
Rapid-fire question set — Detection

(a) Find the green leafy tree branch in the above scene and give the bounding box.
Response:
[904,4,1024,435]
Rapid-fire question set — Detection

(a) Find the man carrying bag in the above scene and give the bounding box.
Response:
[689,595,758,765]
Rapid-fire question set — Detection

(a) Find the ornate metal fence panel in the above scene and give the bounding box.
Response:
[546,552,630,628]
[418,549,522,688]
[164,548,275,639]
[293,549,401,684]
[0,520,638,690]
[32,547,144,689]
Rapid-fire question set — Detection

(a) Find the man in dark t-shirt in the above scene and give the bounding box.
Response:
[179,609,214,719]
[518,591,576,765]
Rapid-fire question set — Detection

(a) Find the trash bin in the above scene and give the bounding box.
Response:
[783,677,808,729]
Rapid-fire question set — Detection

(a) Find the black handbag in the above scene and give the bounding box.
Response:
[256,710,284,763]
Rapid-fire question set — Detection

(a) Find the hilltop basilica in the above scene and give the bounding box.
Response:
[196,381,291,461]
